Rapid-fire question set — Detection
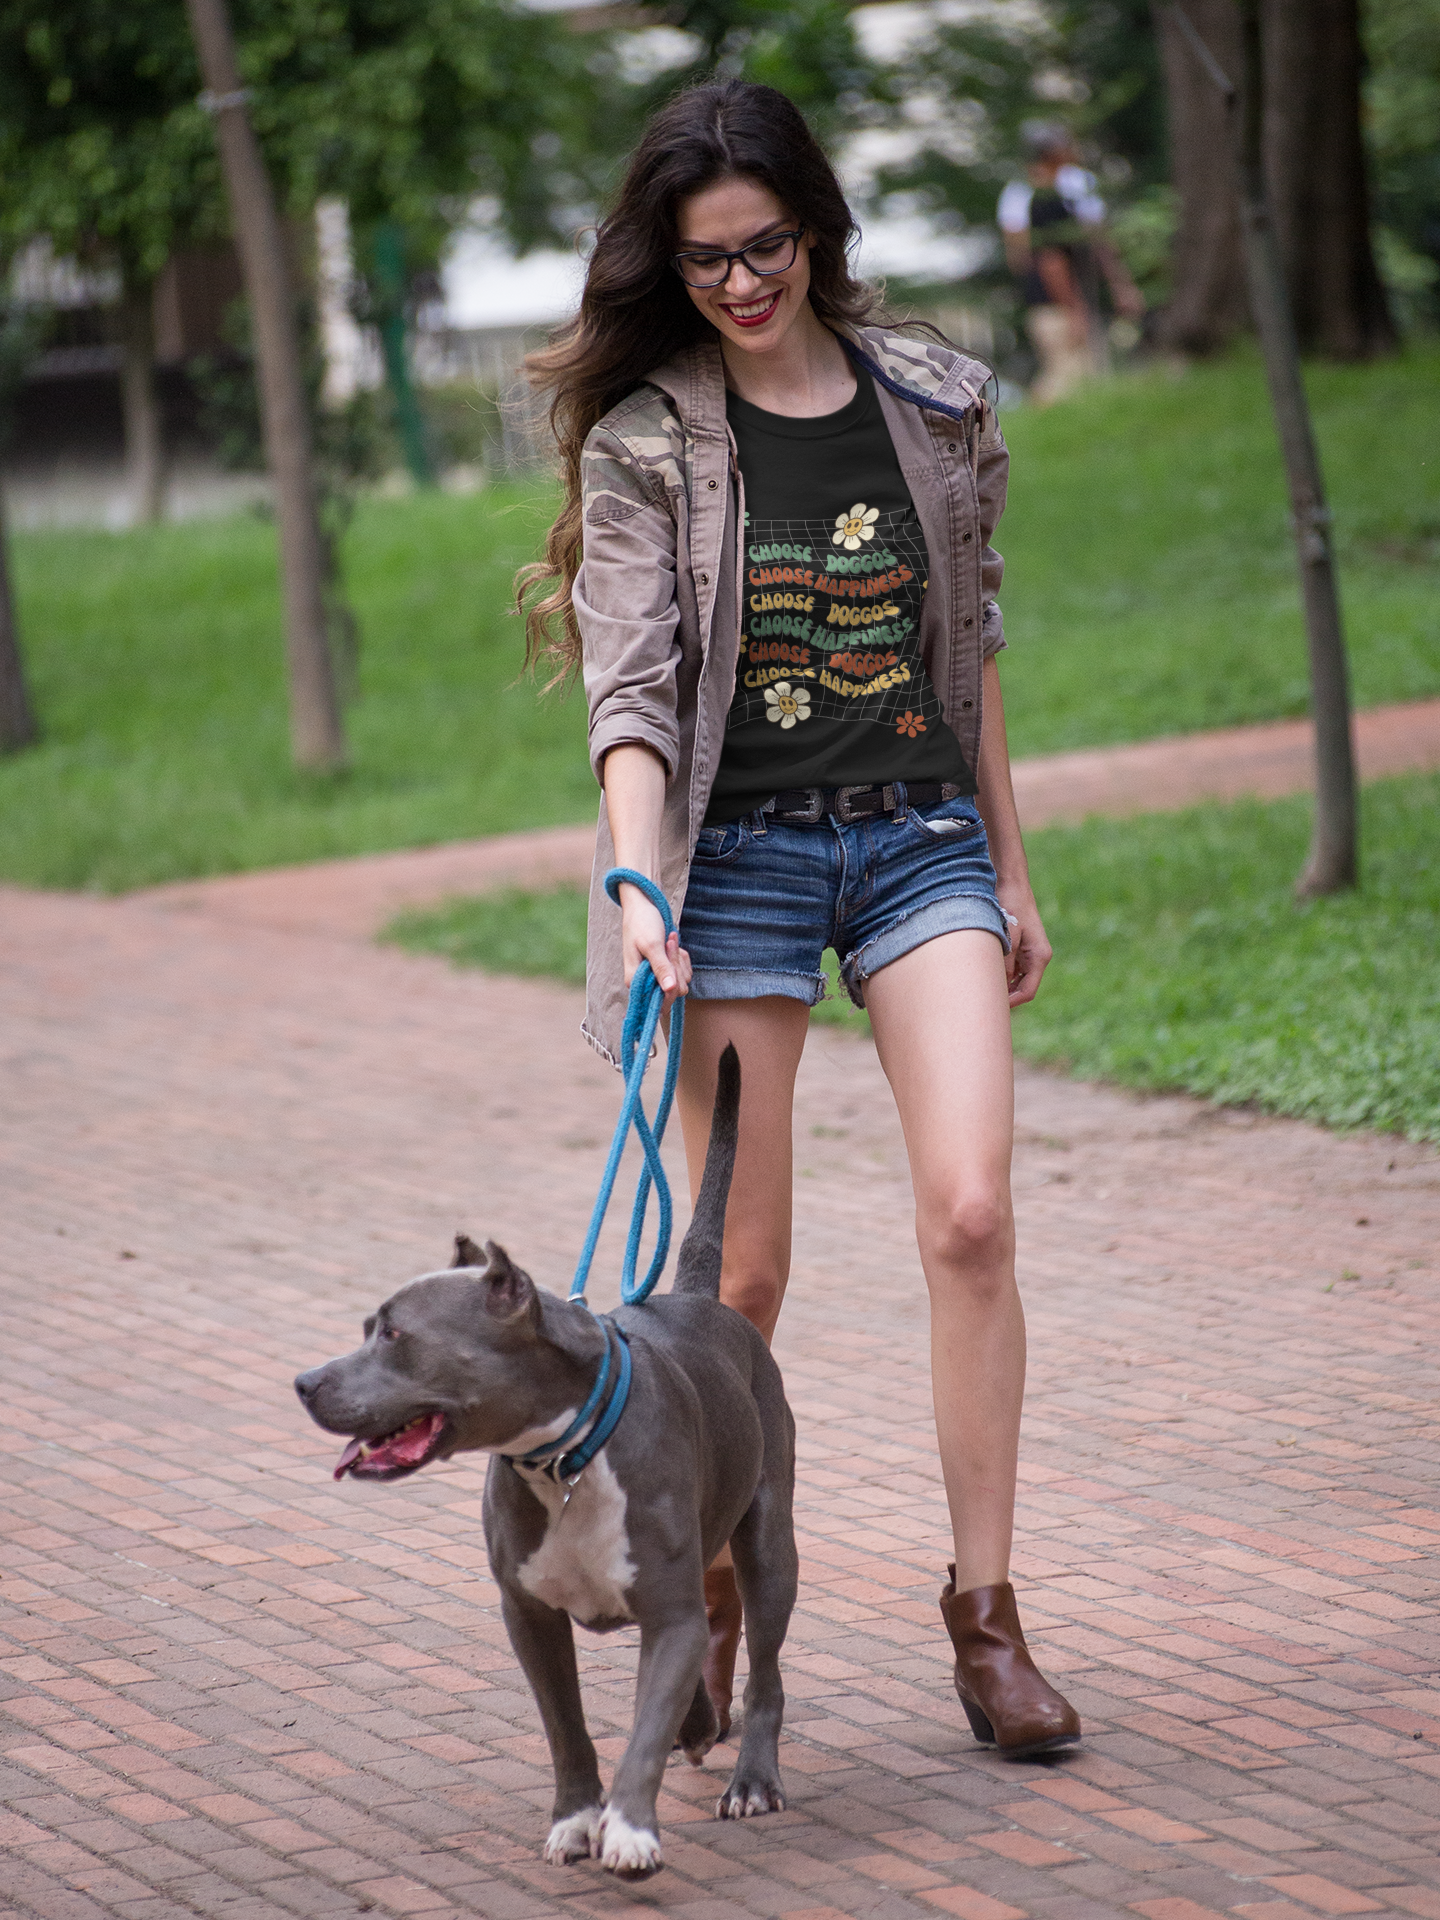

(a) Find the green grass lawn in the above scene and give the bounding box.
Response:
[2,347,1437,890]
[385,773,1440,1144]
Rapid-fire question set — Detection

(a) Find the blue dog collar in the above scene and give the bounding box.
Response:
[504,1317,631,1486]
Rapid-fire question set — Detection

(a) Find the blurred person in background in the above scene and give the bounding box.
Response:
[997,124,1144,406]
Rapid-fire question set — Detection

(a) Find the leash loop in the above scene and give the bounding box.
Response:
[569,868,684,1308]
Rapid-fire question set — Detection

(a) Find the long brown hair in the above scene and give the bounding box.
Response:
[517,79,880,682]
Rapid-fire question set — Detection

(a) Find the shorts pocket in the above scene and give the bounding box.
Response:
[909,799,982,841]
[691,820,750,864]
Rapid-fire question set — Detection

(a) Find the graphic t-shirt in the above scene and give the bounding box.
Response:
[705,375,972,825]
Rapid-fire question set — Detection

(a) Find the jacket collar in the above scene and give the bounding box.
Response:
[641,322,994,435]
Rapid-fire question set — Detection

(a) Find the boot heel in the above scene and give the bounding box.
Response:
[962,1700,996,1746]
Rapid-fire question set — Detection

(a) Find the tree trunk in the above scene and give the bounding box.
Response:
[1263,0,1397,359]
[1233,0,1358,894]
[1158,0,1396,360]
[119,279,165,526]
[1153,1,1248,353]
[0,490,38,752]
[183,0,346,771]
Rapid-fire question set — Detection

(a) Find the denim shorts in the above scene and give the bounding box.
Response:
[679,792,1010,1009]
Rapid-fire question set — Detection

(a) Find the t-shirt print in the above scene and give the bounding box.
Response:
[733,498,936,742]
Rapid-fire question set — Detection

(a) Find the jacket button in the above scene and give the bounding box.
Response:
[947,441,957,452]
[961,698,974,710]
[963,615,974,628]
[698,573,709,585]
[962,531,973,543]
[707,479,718,489]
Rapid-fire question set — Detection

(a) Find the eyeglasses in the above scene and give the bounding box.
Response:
[671,228,805,289]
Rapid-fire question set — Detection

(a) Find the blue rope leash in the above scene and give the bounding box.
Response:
[569,868,684,1309]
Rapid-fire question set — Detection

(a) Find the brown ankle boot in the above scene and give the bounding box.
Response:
[703,1565,744,1741]
[939,1569,1080,1758]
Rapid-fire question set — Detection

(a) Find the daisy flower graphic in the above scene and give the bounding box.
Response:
[896,711,926,738]
[833,503,879,550]
[764,681,812,729]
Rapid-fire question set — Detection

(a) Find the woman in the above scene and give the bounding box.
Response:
[519,79,1079,1761]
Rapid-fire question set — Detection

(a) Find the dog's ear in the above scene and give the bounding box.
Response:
[452,1233,486,1269]
[478,1242,535,1322]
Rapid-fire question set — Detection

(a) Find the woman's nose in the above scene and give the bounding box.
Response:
[723,258,764,299]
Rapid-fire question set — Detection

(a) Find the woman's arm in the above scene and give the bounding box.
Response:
[973,656,1052,1007]
[601,743,692,1006]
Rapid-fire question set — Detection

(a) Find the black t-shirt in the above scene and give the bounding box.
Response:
[705,375,972,825]
[1021,185,1093,308]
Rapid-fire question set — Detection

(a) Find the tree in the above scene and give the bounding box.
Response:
[0,3,226,523]
[1155,1,1396,357]
[186,0,347,770]
[0,297,47,752]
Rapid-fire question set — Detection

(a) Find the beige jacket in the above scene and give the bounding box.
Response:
[575,323,1009,1066]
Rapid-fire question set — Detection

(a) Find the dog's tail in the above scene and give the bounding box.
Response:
[672,1043,740,1299]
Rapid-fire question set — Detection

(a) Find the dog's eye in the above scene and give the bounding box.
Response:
[379,1325,401,1343]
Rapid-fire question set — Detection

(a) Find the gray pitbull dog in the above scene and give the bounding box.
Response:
[294,1047,797,1876]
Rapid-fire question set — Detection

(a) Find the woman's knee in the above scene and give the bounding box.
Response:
[918,1187,1014,1278]
[720,1258,786,1336]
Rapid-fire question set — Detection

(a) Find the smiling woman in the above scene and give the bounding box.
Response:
[512,77,1079,1765]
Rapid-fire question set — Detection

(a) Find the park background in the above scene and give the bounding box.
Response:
[1,0,1438,1141]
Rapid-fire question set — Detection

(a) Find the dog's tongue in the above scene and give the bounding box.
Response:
[334,1413,444,1480]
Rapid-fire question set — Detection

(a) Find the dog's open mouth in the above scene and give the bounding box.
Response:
[333,1412,447,1481]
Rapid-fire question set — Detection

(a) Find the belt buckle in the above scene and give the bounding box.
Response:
[835,785,879,823]
[788,788,824,823]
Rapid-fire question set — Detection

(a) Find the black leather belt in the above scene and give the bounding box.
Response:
[765,781,965,824]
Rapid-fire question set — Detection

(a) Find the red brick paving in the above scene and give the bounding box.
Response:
[3,877,1440,1920]
[130,699,1440,943]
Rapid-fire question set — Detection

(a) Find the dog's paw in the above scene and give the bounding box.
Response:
[597,1807,663,1876]
[675,1675,720,1766]
[716,1770,786,1819]
[543,1805,602,1865]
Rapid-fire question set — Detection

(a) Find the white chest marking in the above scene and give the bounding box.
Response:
[514,1452,636,1625]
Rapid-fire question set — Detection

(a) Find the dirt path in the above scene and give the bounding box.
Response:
[2,872,1438,1920]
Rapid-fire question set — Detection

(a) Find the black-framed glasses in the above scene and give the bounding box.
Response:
[671,228,805,288]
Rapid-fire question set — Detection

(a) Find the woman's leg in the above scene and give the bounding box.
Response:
[863,929,1023,1592]
[676,996,811,1344]
[675,995,810,1740]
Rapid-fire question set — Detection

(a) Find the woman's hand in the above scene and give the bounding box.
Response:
[619,884,692,1010]
[998,881,1052,1008]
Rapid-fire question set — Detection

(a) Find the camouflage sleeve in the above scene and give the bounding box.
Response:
[575,424,683,782]
[977,399,1009,659]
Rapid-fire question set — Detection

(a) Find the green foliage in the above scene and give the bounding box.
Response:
[0,0,618,291]
[633,0,875,145]
[1365,0,1440,328]
[995,349,1440,756]
[0,1,222,280]
[1015,775,1440,1142]
[869,1,1165,275]
[381,771,1440,1143]
[1,350,1436,891]
[386,884,590,982]
[0,480,591,890]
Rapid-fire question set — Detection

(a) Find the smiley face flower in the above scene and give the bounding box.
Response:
[764,680,812,729]
[833,503,879,550]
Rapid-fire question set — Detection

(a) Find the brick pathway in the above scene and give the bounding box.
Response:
[132,699,1440,943]
[3,879,1440,1920]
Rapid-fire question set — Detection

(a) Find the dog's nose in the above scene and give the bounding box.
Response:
[294,1368,322,1403]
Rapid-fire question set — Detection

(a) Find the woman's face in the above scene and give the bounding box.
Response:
[674,176,812,358]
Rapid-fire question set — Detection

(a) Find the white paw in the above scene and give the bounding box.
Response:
[597,1807,663,1875]
[543,1805,602,1864]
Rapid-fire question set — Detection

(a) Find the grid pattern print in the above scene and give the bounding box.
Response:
[732,506,939,735]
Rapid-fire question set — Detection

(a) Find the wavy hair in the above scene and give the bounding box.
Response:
[516,79,880,682]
